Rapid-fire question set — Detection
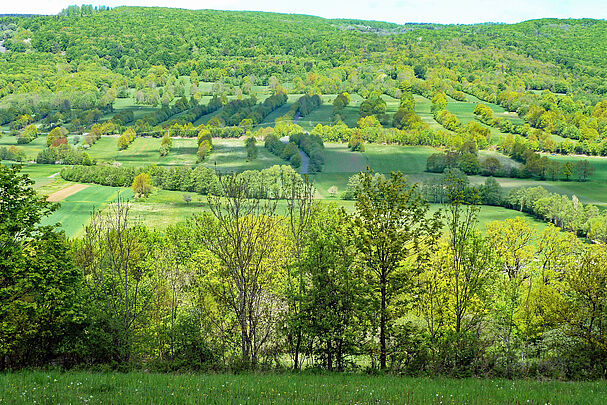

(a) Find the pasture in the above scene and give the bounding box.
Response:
[2,371,605,405]
[41,185,134,238]
[4,131,606,237]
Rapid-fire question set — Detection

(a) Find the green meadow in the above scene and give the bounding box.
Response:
[41,185,134,238]
[2,371,605,405]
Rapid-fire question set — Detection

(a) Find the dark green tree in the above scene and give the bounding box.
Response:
[0,164,80,370]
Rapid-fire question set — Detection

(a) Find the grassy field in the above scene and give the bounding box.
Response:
[413,95,447,131]
[2,371,605,404]
[4,136,606,237]
[41,185,134,238]
[86,136,199,167]
[202,138,285,173]
[128,186,546,232]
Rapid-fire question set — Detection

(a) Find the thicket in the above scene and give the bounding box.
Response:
[60,164,303,198]
[36,144,92,165]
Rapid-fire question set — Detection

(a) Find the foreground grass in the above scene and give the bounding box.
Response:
[1,371,606,404]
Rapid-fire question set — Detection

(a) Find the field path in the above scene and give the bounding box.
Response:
[47,184,89,202]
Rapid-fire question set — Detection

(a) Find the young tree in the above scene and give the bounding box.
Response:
[193,174,285,368]
[73,198,155,362]
[47,127,65,147]
[160,132,172,157]
[561,161,574,181]
[283,175,316,370]
[132,173,153,198]
[245,136,257,160]
[486,217,536,375]
[301,204,364,371]
[574,160,594,182]
[353,170,442,369]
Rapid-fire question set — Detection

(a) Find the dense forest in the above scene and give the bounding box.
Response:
[2,5,607,382]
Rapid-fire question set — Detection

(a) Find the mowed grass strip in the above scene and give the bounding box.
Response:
[322,142,369,173]
[41,185,134,238]
[46,183,89,202]
[2,371,605,405]
[87,136,198,167]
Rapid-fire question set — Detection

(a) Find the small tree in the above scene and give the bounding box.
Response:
[160,132,172,157]
[561,161,574,181]
[328,185,338,198]
[132,173,152,198]
[47,127,65,147]
[183,194,192,205]
[574,160,594,182]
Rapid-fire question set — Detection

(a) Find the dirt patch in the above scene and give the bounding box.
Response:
[47,184,89,202]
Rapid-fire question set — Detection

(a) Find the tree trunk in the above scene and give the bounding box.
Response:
[380,279,387,370]
[294,331,301,370]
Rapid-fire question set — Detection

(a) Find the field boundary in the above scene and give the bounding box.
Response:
[47,184,89,202]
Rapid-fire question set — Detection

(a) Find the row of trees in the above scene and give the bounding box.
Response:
[60,163,304,199]
[264,134,302,168]
[4,164,607,379]
[427,149,594,182]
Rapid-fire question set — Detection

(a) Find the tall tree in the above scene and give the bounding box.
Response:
[193,173,285,368]
[284,175,316,370]
[0,164,79,370]
[74,198,155,362]
[353,170,442,370]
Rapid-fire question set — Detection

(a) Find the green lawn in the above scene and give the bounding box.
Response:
[3,371,605,405]
[86,136,199,167]
[322,142,370,173]
[202,138,285,173]
[41,185,134,238]
[363,144,436,174]
[0,136,47,161]
[464,93,525,124]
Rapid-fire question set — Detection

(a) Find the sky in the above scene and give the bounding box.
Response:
[1,0,606,24]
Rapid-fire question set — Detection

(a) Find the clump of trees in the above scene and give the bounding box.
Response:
[17,124,38,144]
[132,172,153,198]
[427,145,594,182]
[118,128,136,150]
[0,146,26,162]
[264,134,302,168]
[36,144,93,165]
[332,92,350,123]
[348,131,365,152]
[290,133,324,172]
[197,129,213,161]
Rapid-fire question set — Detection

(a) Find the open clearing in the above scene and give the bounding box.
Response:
[46,183,89,202]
